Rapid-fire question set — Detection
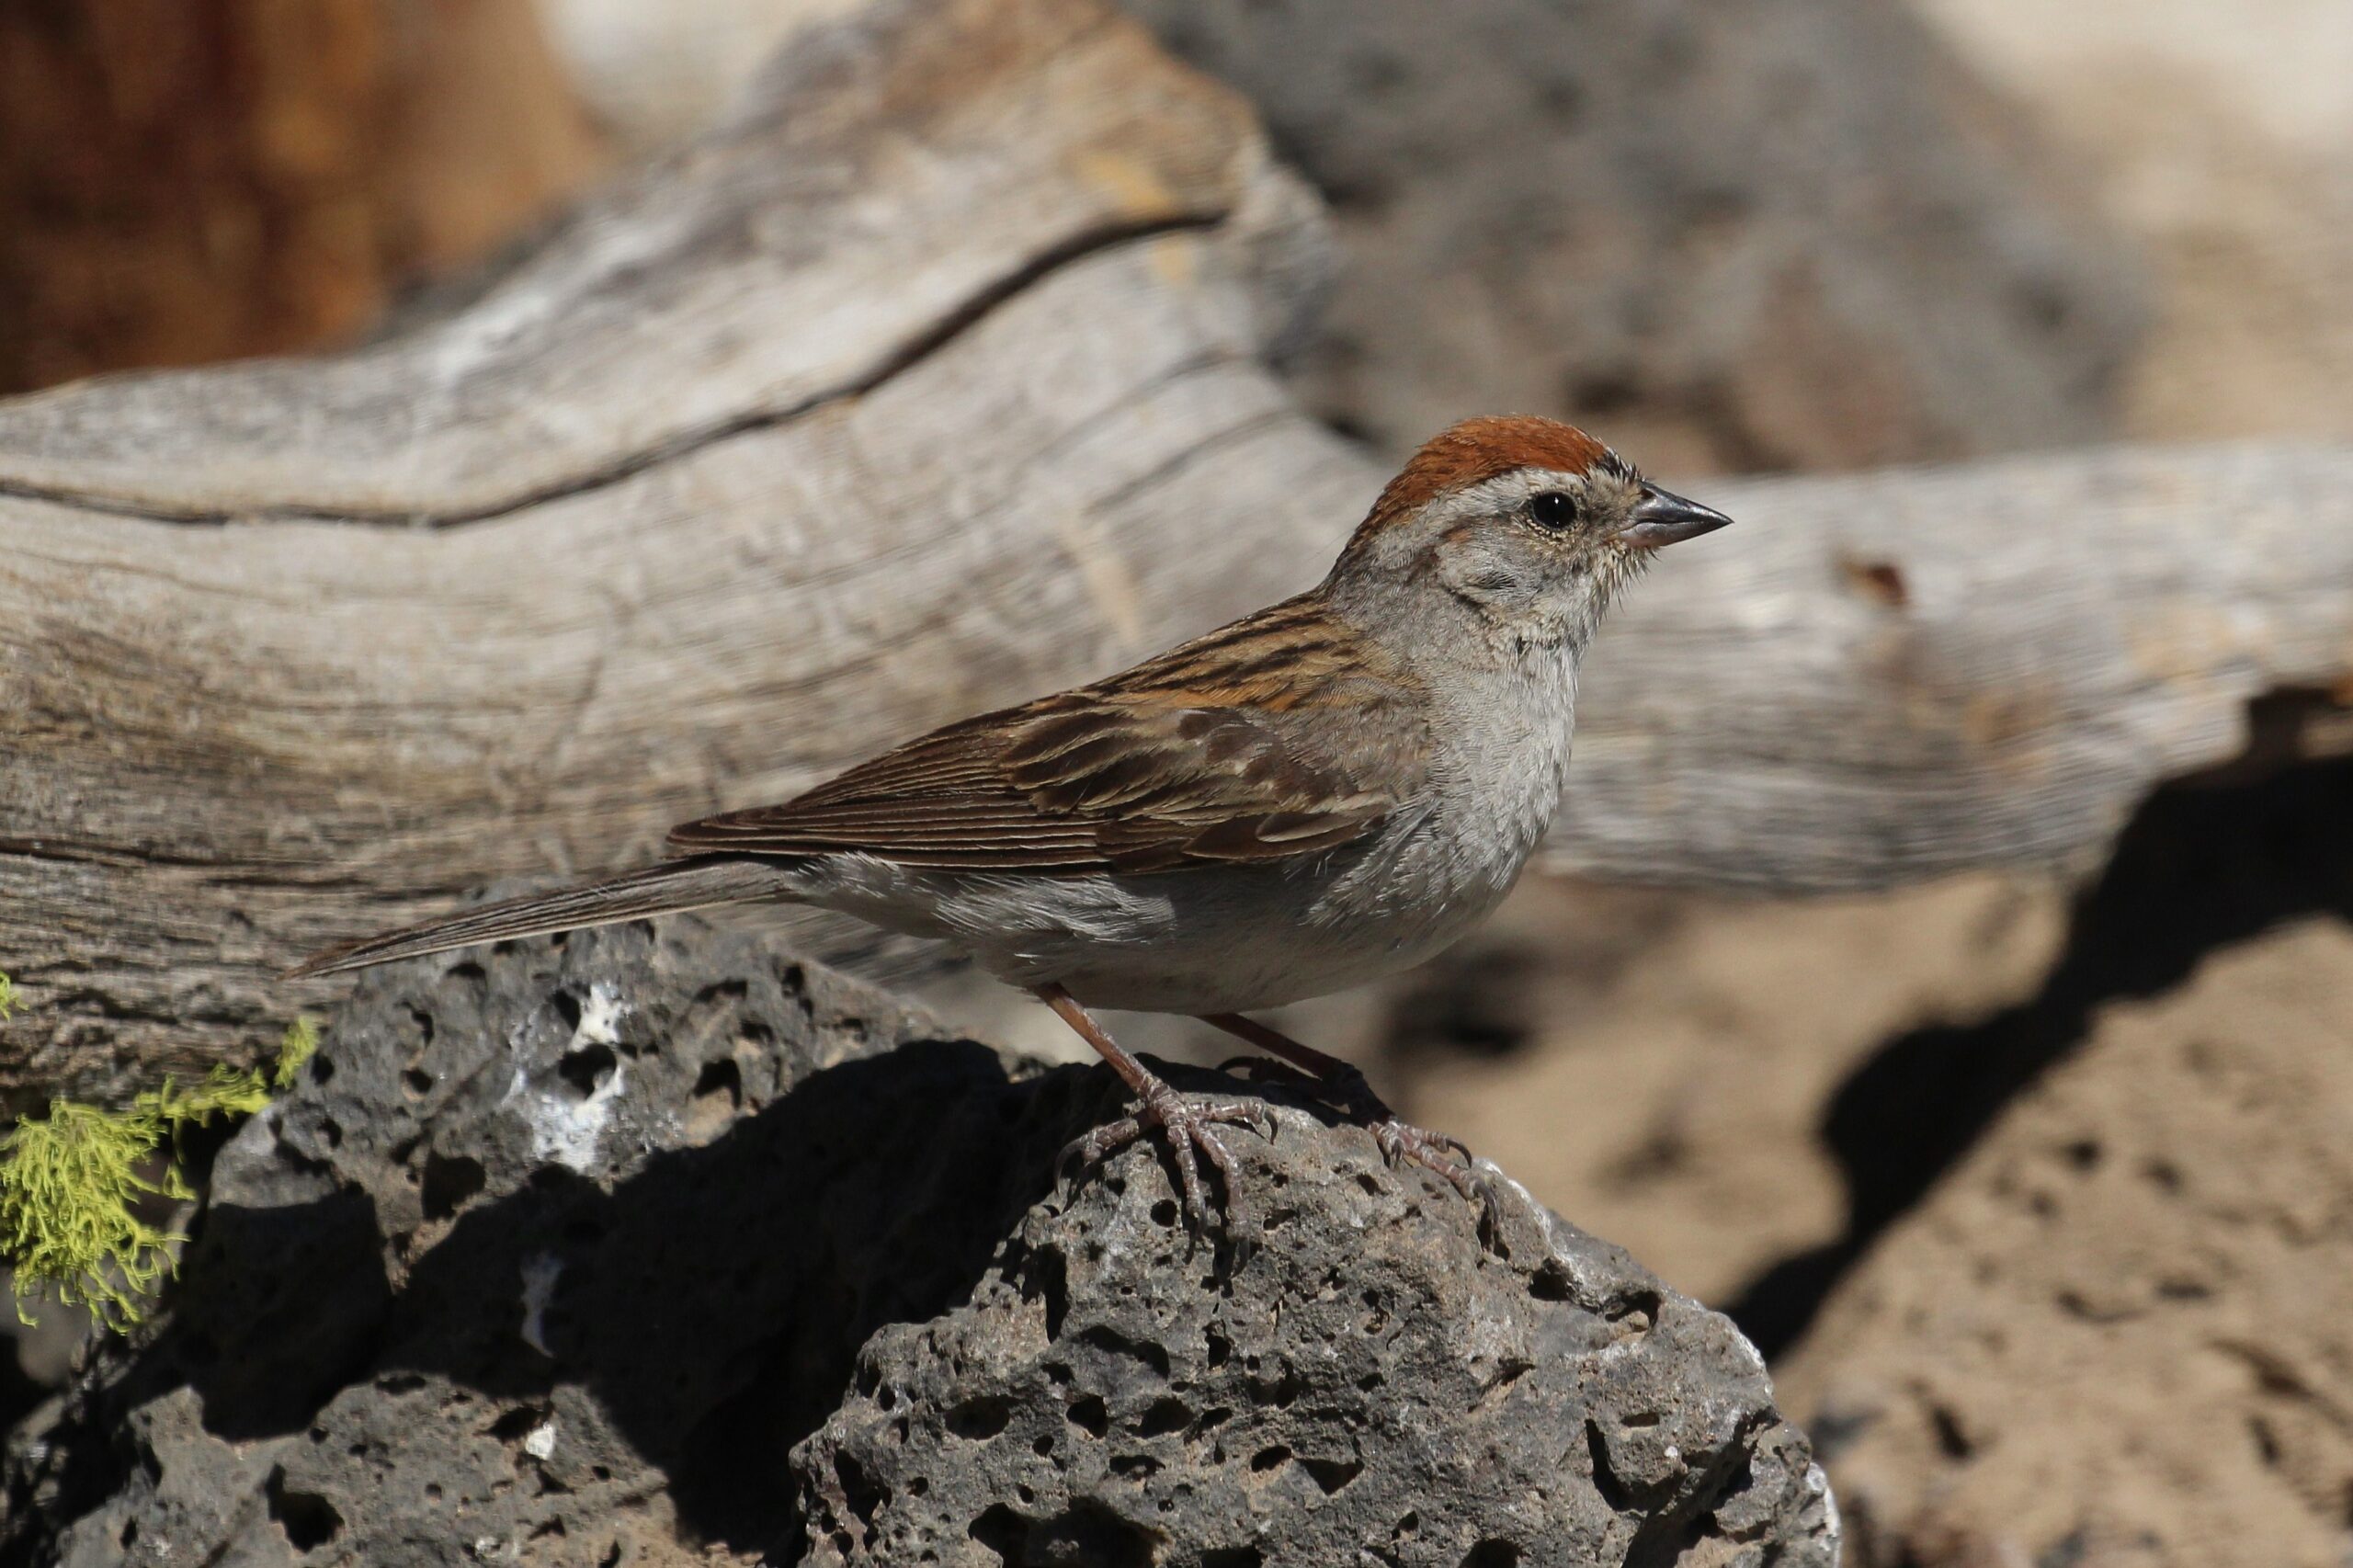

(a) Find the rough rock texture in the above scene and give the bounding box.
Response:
[3,921,1836,1566]
[1775,917,2353,1568]
[1116,0,2144,472]
[800,1137,1831,1567]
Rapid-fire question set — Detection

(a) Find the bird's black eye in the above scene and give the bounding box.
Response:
[1528,490,1577,530]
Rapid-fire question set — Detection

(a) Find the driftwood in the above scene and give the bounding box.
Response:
[3,0,2350,1108]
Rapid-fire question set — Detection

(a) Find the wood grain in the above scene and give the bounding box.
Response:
[4,0,2348,1107]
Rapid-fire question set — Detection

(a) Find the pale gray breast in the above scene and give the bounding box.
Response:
[783,647,1579,1013]
[1306,647,1577,953]
[1415,644,1578,889]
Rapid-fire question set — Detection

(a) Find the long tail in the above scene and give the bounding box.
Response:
[284,856,792,979]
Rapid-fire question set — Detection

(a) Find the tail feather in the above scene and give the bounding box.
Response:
[284,856,790,979]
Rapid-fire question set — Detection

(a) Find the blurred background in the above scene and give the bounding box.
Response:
[4,2,2349,1562]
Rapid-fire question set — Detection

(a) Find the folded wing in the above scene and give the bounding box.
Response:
[667,596,1429,874]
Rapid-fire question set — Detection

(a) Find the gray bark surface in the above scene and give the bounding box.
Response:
[4,0,2349,1108]
[2,921,1839,1566]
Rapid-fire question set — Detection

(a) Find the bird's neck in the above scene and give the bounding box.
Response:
[1321,571,1593,688]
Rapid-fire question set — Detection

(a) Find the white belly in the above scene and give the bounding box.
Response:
[787,778,1552,1016]
[785,647,1576,1015]
[950,840,1513,1014]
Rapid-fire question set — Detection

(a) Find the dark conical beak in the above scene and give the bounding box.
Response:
[1619,483,1733,550]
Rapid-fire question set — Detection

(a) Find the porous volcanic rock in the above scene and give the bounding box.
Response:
[798,1142,1836,1567]
[4,917,1836,1566]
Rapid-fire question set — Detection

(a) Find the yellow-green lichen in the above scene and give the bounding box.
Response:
[0,983,322,1330]
[275,1015,321,1089]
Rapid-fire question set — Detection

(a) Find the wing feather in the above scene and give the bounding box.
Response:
[666,595,1430,873]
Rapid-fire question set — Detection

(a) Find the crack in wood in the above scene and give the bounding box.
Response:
[0,211,1228,531]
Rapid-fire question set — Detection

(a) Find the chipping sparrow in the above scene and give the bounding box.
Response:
[291,416,1731,1232]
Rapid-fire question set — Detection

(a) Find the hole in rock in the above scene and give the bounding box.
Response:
[420,1153,486,1221]
[1135,1397,1190,1437]
[557,1041,618,1098]
[693,1058,743,1108]
[970,1504,1028,1565]
[1299,1456,1363,1494]
[949,1396,1012,1440]
[265,1466,345,1552]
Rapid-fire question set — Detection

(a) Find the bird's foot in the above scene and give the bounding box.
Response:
[1218,1051,1499,1241]
[1372,1119,1506,1249]
[1371,1115,1477,1195]
[1062,1078,1275,1237]
[1215,1052,1384,1120]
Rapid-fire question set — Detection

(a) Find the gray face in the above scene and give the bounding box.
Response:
[1419,463,1652,631]
[1325,454,1733,659]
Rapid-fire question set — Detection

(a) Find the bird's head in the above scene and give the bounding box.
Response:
[1324,415,1731,655]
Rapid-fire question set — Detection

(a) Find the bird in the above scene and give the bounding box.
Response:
[289,415,1732,1233]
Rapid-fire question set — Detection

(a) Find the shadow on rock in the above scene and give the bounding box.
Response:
[1,924,1098,1564]
[182,1041,1079,1558]
[384,1039,1079,1548]
[4,915,1838,1567]
[1731,752,2353,1358]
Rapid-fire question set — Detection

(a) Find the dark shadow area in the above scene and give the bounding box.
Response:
[4,1038,1114,1564]
[0,1338,44,1449]
[1730,754,2353,1358]
[1382,944,1546,1062]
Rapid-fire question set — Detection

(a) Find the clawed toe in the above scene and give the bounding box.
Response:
[1043,988,1500,1252]
[1060,1090,1273,1239]
[1371,1118,1506,1244]
[1198,1012,1499,1247]
[1062,1114,1145,1173]
[1040,985,1275,1244]
[1216,1053,1385,1124]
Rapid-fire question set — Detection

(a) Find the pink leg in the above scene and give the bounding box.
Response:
[1199,1012,1492,1213]
[1039,984,1272,1233]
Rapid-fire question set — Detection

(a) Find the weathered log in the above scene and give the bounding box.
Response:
[1555,441,2353,887]
[4,0,2350,1110]
[0,0,1350,1108]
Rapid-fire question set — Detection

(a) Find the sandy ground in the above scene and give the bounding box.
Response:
[1778,919,2353,1568]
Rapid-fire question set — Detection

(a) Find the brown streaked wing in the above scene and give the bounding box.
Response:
[665,595,1429,873]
